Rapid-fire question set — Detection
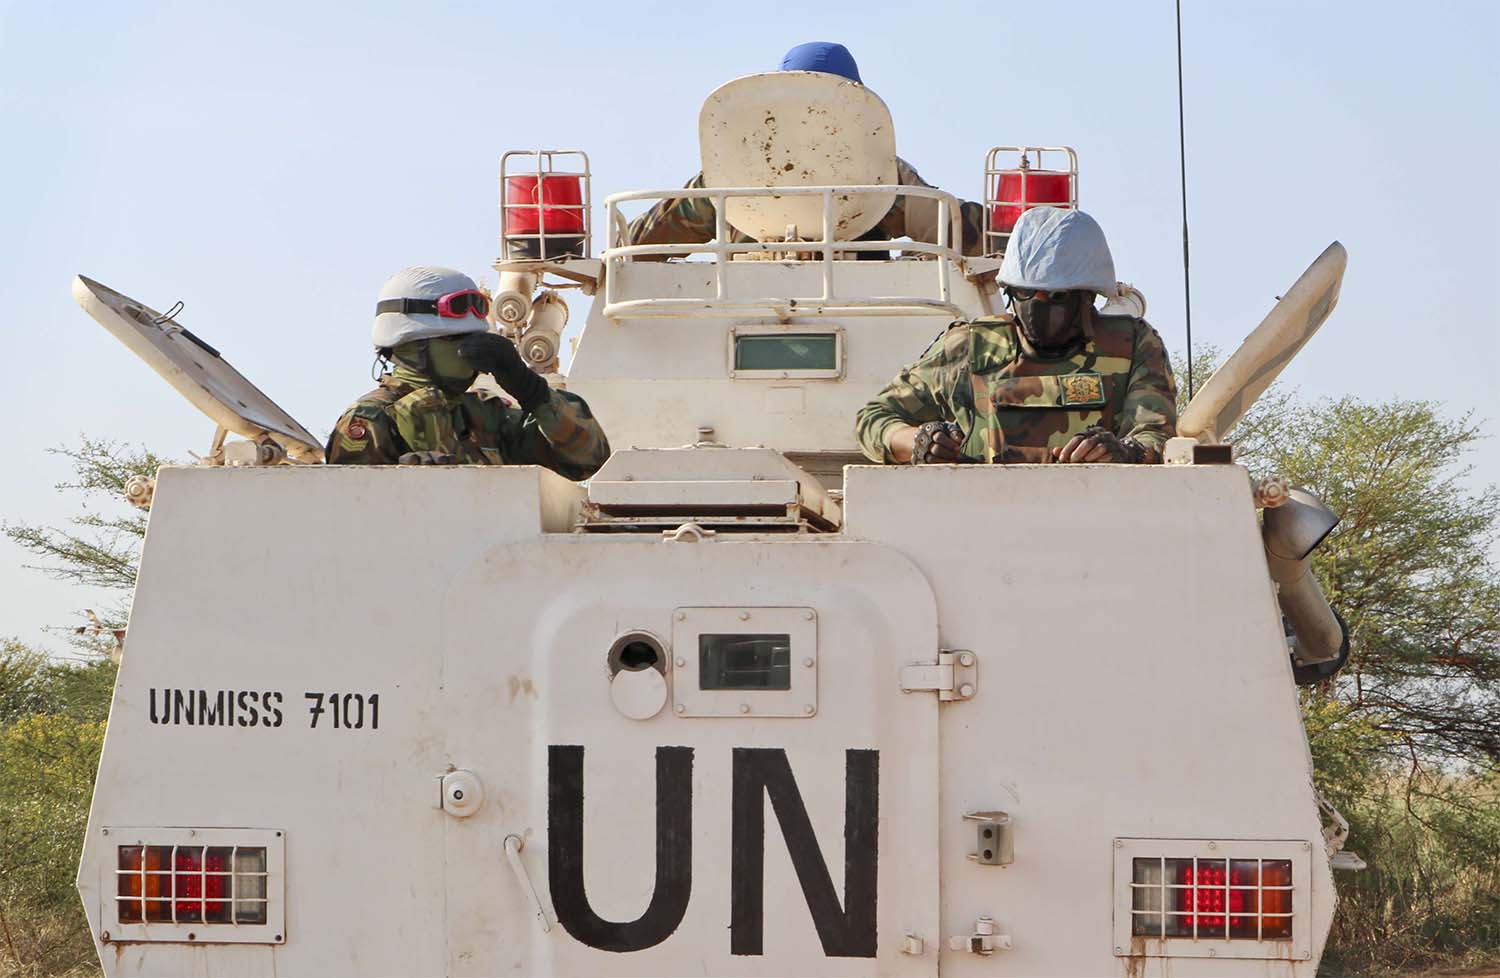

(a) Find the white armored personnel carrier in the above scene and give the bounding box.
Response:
[74,71,1356,976]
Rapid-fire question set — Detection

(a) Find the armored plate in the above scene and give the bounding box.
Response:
[699,71,898,243]
[72,275,323,462]
[1178,241,1347,441]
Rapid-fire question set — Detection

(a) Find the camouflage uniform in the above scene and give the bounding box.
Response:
[326,375,610,480]
[855,309,1177,464]
[627,158,988,257]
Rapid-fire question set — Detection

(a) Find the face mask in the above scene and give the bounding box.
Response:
[390,338,478,395]
[1012,291,1087,355]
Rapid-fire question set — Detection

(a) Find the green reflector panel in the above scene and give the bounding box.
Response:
[734,333,837,371]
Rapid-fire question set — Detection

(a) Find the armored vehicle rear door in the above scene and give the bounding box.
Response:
[438,536,940,976]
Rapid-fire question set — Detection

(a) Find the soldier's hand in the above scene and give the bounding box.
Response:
[910,421,965,464]
[1053,427,1145,464]
[456,332,550,410]
[398,451,458,465]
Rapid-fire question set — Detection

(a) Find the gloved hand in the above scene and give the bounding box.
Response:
[399,451,458,465]
[456,332,551,411]
[1052,426,1146,464]
[910,421,966,464]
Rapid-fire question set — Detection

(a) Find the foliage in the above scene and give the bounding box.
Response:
[1321,772,1500,976]
[0,639,116,727]
[0,642,110,977]
[3,435,164,597]
[1242,398,1500,767]
[4,437,166,658]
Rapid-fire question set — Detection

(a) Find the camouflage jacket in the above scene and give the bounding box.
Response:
[855,310,1178,464]
[626,158,988,257]
[326,376,610,480]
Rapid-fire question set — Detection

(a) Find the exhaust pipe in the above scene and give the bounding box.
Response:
[1262,488,1350,683]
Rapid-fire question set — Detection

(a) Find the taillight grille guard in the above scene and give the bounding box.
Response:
[98,827,284,945]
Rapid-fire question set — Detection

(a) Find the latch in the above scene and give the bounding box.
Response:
[948,915,1011,955]
[899,650,977,701]
[964,811,1014,866]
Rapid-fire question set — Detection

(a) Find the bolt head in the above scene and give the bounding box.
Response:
[1114,839,1123,848]
[958,682,975,698]
[958,651,975,666]
[804,704,815,715]
[739,703,750,714]
[676,611,686,621]
[803,610,814,620]
[1207,948,1216,957]
[674,703,686,714]
[674,657,686,668]
[101,932,111,943]
[738,611,750,621]
[802,657,815,668]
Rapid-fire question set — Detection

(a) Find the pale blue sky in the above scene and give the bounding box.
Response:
[3,0,1497,652]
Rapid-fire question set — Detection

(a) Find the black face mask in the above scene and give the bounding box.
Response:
[1011,290,1088,356]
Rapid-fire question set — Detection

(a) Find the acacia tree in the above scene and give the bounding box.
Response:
[1237,396,1500,768]
[5,437,167,654]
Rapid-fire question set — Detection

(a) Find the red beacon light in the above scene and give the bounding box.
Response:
[500,150,592,262]
[983,146,1079,255]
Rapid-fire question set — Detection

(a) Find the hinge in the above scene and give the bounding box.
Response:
[899,650,977,701]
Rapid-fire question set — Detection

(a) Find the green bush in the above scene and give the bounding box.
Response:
[0,715,107,976]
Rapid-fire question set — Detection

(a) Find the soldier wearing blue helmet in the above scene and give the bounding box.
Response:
[628,42,986,257]
[856,208,1178,465]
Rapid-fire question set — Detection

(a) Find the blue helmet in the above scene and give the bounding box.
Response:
[779,42,862,83]
[997,208,1117,295]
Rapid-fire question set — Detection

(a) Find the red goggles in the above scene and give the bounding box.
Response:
[376,289,491,320]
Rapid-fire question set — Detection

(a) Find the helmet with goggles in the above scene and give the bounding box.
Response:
[997,207,1116,296]
[372,266,491,350]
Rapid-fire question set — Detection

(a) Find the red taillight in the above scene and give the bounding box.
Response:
[117,845,258,924]
[1130,852,1296,942]
[173,847,231,922]
[1177,860,1244,931]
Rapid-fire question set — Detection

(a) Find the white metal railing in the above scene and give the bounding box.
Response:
[600,185,967,319]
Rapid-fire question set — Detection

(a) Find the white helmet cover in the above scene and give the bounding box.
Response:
[372,265,488,349]
[997,207,1117,294]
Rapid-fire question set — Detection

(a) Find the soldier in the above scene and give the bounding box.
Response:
[627,41,987,258]
[855,207,1177,464]
[326,265,610,479]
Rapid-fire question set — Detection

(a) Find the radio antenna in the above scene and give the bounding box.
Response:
[1175,0,1195,398]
